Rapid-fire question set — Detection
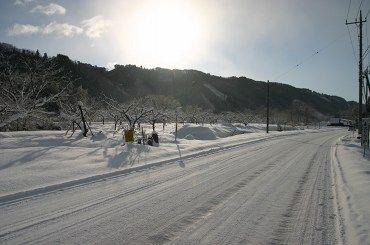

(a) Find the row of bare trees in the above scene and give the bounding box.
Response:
[101,95,180,131]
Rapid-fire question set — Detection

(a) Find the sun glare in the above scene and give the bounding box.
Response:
[127,1,204,68]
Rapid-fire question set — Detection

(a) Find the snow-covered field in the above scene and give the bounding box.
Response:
[0,123,306,197]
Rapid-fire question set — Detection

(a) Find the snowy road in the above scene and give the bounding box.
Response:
[0,129,347,244]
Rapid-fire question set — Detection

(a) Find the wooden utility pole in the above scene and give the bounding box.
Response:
[266,80,270,133]
[172,70,175,97]
[346,11,366,135]
[77,101,88,137]
[365,70,370,117]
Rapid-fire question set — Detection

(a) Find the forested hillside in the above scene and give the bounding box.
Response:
[0,42,357,131]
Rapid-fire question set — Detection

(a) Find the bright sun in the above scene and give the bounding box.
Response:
[128,1,204,68]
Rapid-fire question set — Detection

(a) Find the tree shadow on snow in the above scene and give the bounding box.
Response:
[107,144,151,169]
[0,145,58,171]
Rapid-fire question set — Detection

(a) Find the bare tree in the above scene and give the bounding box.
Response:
[103,96,152,130]
[57,86,90,134]
[124,98,152,130]
[58,99,82,134]
[145,95,180,131]
[199,110,214,126]
[184,105,203,124]
[235,111,258,126]
[83,96,108,125]
[102,95,128,130]
[219,111,237,124]
[0,52,72,130]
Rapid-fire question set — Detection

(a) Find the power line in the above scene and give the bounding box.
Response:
[346,0,352,20]
[274,33,346,80]
[346,0,358,61]
[362,22,370,59]
[348,25,358,61]
[365,17,370,61]
[367,24,370,68]
[356,0,364,19]
[363,46,370,60]
[366,6,370,18]
[366,9,370,65]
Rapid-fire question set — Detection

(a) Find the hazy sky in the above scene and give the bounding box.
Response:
[0,0,369,101]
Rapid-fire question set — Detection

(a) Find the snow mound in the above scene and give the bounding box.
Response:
[177,125,218,140]
[176,123,261,140]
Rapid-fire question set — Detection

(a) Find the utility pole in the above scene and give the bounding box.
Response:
[346,11,366,135]
[172,70,175,97]
[365,70,370,117]
[266,80,270,133]
[77,101,88,137]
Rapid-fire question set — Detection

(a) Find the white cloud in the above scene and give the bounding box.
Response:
[31,3,66,15]
[6,15,110,39]
[14,0,35,6]
[42,22,83,37]
[7,23,40,36]
[7,22,83,37]
[81,15,112,39]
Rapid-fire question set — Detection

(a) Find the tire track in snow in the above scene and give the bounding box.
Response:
[148,168,273,244]
[196,143,311,244]
[147,142,306,244]
[330,141,347,244]
[270,134,340,244]
[173,143,310,245]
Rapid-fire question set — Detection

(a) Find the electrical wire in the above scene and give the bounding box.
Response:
[367,31,370,71]
[346,0,352,20]
[356,0,364,19]
[274,33,346,81]
[272,0,362,82]
[363,42,370,60]
[347,25,358,61]
[364,17,370,62]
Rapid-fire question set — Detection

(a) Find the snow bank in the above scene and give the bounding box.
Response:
[332,134,370,244]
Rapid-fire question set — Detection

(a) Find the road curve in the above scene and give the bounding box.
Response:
[0,129,347,244]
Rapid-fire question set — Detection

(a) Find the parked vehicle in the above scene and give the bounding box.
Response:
[327,118,351,126]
